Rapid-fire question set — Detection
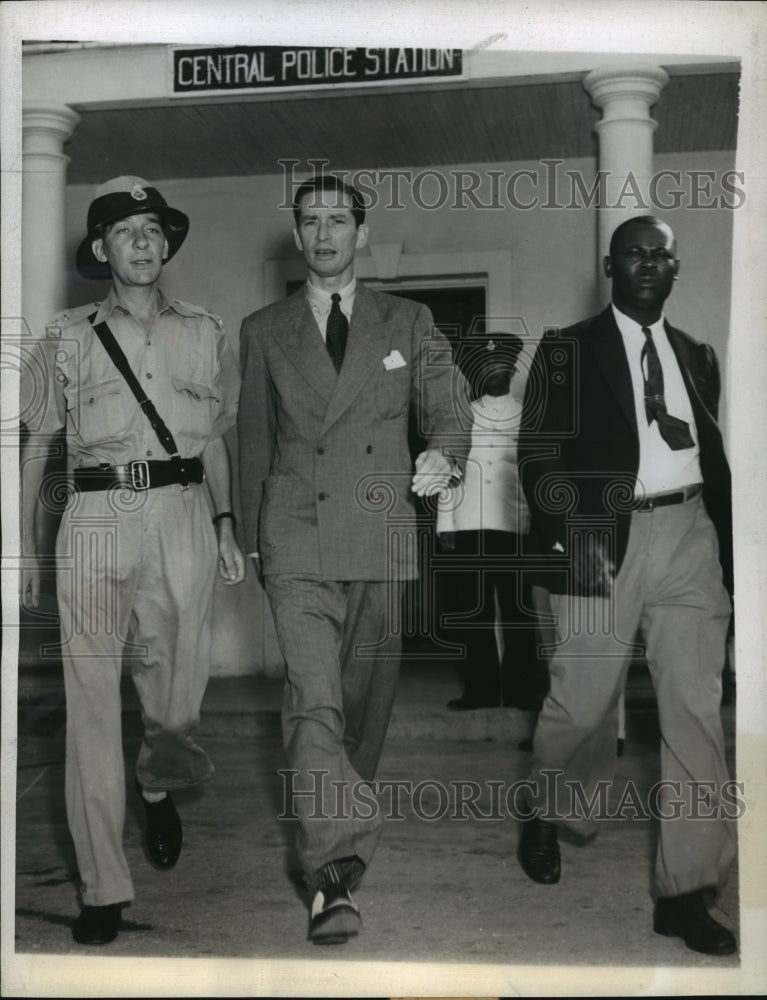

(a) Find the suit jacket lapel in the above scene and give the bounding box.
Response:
[320,284,392,434]
[585,307,637,435]
[665,322,717,432]
[275,288,338,404]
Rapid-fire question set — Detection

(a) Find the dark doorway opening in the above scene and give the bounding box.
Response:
[378,285,487,662]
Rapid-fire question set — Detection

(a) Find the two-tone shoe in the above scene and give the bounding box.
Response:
[308,884,361,945]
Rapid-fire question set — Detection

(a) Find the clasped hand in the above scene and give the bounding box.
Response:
[411,448,454,497]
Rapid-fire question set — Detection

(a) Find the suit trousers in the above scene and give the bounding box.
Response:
[265,575,403,888]
[528,494,736,897]
[56,484,217,906]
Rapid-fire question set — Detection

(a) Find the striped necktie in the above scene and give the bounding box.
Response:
[641,326,694,450]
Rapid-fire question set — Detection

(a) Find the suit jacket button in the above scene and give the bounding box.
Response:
[366,445,372,453]
[317,447,324,455]
[318,492,326,501]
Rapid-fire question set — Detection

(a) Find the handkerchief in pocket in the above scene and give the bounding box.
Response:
[383,350,406,370]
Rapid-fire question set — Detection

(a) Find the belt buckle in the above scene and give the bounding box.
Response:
[129,460,150,491]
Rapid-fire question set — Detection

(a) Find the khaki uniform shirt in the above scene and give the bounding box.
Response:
[24,287,239,468]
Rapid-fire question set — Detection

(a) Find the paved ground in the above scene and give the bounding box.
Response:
[5,658,756,997]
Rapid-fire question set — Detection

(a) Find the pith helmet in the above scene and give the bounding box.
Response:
[76,175,190,280]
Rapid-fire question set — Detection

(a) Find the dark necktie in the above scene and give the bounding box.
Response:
[640,326,695,450]
[325,293,348,373]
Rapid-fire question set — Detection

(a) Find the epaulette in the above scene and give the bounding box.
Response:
[45,302,102,339]
[171,299,224,329]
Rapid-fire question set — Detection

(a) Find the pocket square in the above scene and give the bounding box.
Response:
[383,350,406,370]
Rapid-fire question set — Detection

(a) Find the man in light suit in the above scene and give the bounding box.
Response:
[516,217,737,956]
[238,175,469,944]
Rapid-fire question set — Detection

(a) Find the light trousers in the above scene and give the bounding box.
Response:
[56,484,217,906]
[529,495,736,897]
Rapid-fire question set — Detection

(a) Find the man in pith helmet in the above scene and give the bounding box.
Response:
[21,175,245,945]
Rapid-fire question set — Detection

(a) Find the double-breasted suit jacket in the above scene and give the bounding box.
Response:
[519,306,733,595]
[238,282,469,581]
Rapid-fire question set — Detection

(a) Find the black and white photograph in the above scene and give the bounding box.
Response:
[2,1,766,996]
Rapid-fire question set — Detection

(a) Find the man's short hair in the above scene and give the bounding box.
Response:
[292,175,366,228]
[608,215,672,257]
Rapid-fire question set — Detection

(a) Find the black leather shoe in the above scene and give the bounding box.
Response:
[654,890,737,955]
[138,785,183,870]
[72,903,121,945]
[447,696,500,711]
[309,885,361,945]
[517,814,561,884]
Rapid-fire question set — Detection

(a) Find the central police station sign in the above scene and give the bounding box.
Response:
[172,46,463,94]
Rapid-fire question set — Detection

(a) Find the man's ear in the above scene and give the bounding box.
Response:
[355,224,369,250]
[603,255,612,279]
[293,228,303,252]
[162,238,169,260]
[92,238,108,264]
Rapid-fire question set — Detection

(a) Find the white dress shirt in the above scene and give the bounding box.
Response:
[611,304,702,497]
[305,278,356,338]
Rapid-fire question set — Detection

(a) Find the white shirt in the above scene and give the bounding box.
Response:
[611,304,702,497]
[305,278,356,339]
[437,381,530,535]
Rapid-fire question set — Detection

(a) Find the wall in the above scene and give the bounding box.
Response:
[61,148,736,675]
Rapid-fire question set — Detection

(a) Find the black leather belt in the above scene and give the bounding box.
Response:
[635,483,702,512]
[73,458,204,493]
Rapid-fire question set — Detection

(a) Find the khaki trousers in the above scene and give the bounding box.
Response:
[529,494,736,897]
[56,484,217,906]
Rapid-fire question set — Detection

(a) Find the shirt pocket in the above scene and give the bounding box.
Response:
[69,377,128,445]
[169,374,221,443]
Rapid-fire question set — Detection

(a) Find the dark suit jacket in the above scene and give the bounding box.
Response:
[519,306,733,595]
[238,283,470,581]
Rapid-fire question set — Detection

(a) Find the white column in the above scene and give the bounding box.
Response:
[22,104,81,338]
[583,66,669,284]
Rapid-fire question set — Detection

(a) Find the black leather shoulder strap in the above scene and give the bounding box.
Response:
[88,313,187,482]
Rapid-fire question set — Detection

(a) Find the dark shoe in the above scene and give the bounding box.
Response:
[72,903,121,945]
[616,737,625,757]
[654,890,737,955]
[517,738,534,752]
[138,784,183,870]
[517,814,561,884]
[447,696,500,711]
[308,885,361,945]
